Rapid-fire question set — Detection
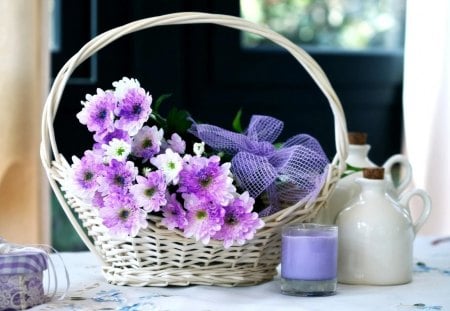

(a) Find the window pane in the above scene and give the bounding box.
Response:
[50,0,61,52]
[240,0,406,51]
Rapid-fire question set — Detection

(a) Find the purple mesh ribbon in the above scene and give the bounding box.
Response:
[190,115,330,216]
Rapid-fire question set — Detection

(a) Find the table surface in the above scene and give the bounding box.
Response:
[32,236,450,311]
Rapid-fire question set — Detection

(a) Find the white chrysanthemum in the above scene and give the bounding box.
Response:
[142,167,152,177]
[193,142,205,157]
[112,77,141,100]
[102,138,131,162]
[150,148,183,185]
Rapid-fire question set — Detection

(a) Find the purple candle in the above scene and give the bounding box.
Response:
[281,223,338,296]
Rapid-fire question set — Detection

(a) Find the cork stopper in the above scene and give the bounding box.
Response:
[363,167,385,180]
[348,132,368,145]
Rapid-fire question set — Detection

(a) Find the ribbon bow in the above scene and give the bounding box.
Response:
[190,115,329,216]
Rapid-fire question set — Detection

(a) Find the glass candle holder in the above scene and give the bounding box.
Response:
[281,223,338,296]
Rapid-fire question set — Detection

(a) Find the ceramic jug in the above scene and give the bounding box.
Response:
[336,168,431,285]
[315,132,412,225]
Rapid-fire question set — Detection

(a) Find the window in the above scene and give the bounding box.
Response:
[240,0,406,51]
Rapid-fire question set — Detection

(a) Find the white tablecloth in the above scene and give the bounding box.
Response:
[32,236,450,311]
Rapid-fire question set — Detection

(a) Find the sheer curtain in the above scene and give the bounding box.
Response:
[403,1,450,235]
[0,0,50,243]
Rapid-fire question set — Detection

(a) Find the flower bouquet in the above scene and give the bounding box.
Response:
[69,76,332,246]
[41,12,348,287]
[70,77,266,248]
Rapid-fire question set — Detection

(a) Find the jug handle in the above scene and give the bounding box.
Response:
[399,189,432,235]
[383,154,412,194]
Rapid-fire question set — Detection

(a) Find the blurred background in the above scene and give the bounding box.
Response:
[0,0,447,251]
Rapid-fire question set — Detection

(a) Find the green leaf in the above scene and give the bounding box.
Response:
[232,109,243,133]
[346,164,363,172]
[149,112,166,128]
[274,142,283,149]
[340,163,364,178]
[153,93,172,114]
[166,107,192,135]
[147,94,172,128]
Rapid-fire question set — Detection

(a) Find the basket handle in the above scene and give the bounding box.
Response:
[40,12,348,260]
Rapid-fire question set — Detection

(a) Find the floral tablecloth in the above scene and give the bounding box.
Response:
[31,236,449,311]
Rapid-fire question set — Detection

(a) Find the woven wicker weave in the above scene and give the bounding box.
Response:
[40,12,348,287]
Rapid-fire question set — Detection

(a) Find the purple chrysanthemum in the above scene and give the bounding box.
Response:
[97,159,138,194]
[182,193,225,244]
[70,150,103,201]
[100,191,148,238]
[92,191,105,209]
[112,77,141,100]
[114,87,152,136]
[161,194,188,230]
[178,155,236,206]
[212,192,264,248]
[130,171,167,212]
[131,126,164,161]
[94,128,131,145]
[167,133,186,154]
[76,89,116,135]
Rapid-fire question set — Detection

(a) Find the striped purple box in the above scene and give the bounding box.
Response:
[0,251,48,310]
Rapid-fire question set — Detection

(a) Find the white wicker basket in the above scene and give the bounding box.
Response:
[40,12,348,287]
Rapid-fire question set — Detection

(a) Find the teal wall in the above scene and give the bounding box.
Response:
[51,193,86,251]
